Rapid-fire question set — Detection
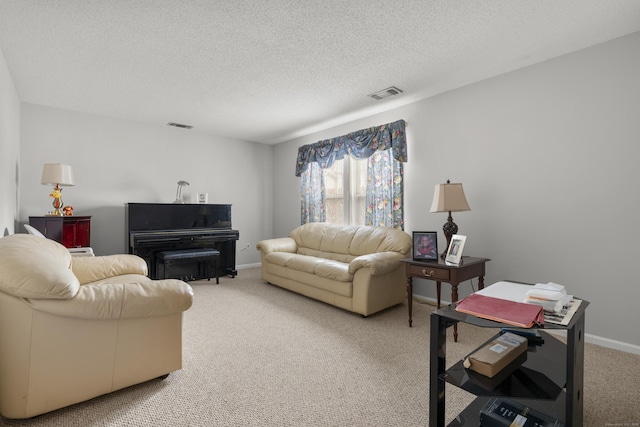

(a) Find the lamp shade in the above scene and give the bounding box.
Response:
[41,164,75,186]
[429,182,470,213]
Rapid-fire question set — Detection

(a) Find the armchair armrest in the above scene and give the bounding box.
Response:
[71,254,148,285]
[349,252,404,276]
[256,237,297,254]
[25,278,194,320]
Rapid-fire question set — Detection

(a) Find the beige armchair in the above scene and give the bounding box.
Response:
[0,234,194,419]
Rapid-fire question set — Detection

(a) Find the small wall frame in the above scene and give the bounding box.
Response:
[413,231,439,261]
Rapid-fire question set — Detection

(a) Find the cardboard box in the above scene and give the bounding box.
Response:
[466,351,527,390]
[463,332,528,378]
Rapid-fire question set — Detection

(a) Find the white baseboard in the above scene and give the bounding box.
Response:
[585,334,640,355]
[412,294,640,355]
[236,263,261,270]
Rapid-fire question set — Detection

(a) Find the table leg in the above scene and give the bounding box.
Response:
[436,281,442,308]
[407,276,413,327]
[566,309,586,426]
[430,312,448,427]
[451,283,459,342]
[478,274,485,290]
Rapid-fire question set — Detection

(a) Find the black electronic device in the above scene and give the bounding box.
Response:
[480,397,564,427]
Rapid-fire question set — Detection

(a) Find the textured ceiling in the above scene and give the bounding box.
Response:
[1,1,639,144]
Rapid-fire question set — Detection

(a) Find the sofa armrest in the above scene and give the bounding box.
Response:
[256,237,297,254]
[71,255,148,285]
[349,252,404,276]
[24,278,194,320]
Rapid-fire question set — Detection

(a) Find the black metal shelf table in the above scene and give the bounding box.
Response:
[429,295,589,426]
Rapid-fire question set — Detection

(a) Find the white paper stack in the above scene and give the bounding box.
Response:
[524,282,572,313]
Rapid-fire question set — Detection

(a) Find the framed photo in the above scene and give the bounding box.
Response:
[445,234,467,265]
[197,192,208,204]
[413,231,439,261]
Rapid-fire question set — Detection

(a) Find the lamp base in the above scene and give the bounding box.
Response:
[49,185,64,217]
[441,212,458,259]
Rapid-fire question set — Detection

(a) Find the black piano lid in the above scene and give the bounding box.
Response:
[126,203,232,232]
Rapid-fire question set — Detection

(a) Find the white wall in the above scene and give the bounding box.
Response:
[273,32,640,350]
[7,32,640,351]
[19,104,272,266]
[0,46,20,236]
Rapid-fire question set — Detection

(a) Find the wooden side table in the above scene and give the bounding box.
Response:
[401,256,490,341]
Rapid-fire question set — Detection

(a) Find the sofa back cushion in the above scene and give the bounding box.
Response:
[290,223,411,261]
[0,234,79,299]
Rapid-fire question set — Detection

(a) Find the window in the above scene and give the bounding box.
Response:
[325,157,367,225]
[296,119,407,229]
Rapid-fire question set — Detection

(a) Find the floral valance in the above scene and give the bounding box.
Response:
[295,119,407,176]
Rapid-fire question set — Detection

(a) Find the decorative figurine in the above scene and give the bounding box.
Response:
[63,206,74,216]
[49,187,64,216]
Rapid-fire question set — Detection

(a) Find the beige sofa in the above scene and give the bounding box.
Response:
[256,223,411,316]
[0,234,194,419]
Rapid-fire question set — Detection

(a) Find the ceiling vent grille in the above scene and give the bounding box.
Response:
[368,86,404,100]
[167,122,193,129]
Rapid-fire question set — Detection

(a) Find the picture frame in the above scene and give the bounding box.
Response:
[445,234,467,265]
[412,231,439,261]
[197,192,208,204]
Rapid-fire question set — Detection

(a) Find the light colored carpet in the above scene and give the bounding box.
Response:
[1,267,638,426]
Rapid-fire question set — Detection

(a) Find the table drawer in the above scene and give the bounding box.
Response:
[407,264,450,281]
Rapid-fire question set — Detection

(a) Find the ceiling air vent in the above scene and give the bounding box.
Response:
[367,86,404,100]
[167,122,193,129]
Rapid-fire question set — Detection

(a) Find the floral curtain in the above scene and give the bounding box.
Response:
[365,150,404,229]
[298,120,407,229]
[300,162,325,223]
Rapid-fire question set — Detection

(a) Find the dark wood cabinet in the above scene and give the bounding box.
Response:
[29,216,91,248]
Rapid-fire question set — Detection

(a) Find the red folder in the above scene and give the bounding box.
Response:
[455,293,544,328]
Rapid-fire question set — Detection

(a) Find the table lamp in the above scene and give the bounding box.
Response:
[41,163,75,216]
[430,179,470,258]
[173,180,190,203]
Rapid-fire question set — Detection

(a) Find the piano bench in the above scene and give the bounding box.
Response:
[156,248,220,283]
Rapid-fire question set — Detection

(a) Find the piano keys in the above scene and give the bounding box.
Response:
[126,203,239,280]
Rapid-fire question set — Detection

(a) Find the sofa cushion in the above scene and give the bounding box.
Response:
[264,263,353,297]
[285,253,325,275]
[0,234,79,300]
[314,259,352,282]
[265,252,353,282]
[350,226,412,256]
[297,247,355,263]
[264,252,300,268]
[289,222,411,258]
[290,223,359,256]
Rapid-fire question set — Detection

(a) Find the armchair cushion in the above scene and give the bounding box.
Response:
[0,234,78,299]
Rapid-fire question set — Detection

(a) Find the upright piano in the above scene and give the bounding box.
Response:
[126,203,239,280]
